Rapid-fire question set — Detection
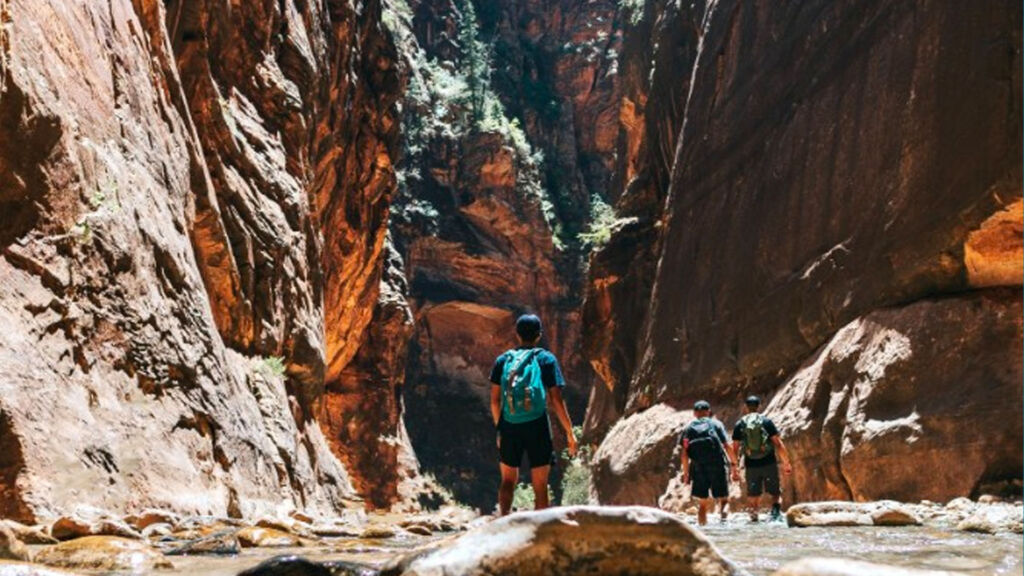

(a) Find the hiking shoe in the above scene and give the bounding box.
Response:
[770,504,782,521]
[748,511,758,523]
[720,510,728,523]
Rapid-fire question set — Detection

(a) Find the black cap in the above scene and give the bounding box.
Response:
[745,395,761,407]
[515,314,542,341]
[693,400,711,411]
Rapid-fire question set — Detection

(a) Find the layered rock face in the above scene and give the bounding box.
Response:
[392,0,618,508]
[0,0,415,520]
[589,0,1022,503]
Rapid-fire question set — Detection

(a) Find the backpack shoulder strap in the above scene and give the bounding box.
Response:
[510,348,542,376]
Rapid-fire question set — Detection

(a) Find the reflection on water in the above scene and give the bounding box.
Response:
[698,519,1023,576]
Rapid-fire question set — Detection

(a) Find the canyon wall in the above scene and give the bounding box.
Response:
[391,0,616,509]
[588,0,1022,504]
[0,0,420,520]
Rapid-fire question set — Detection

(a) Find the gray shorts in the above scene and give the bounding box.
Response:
[745,462,780,497]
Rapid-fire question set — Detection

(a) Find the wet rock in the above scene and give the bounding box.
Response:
[956,504,1024,534]
[309,524,361,538]
[141,523,173,539]
[289,512,314,525]
[33,536,172,572]
[359,526,397,540]
[236,527,304,548]
[164,529,241,556]
[944,497,975,512]
[385,506,742,575]
[403,525,432,537]
[1,521,56,545]
[786,502,920,527]
[591,404,689,505]
[0,560,84,575]
[255,518,313,538]
[124,510,179,531]
[0,524,29,561]
[773,558,959,576]
[47,518,91,542]
[237,554,379,576]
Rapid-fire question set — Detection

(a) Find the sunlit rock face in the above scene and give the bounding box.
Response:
[392,0,621,508]
[770,290,1022,503]
[0,0,411,520]
[589,0,1022,504]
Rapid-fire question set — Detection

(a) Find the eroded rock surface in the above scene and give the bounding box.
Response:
[770,291,1022,504]
[589,0,1022,504]
[0,0,416,518]
[386,506,742,576]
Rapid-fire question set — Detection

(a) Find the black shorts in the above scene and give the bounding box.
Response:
[745,462,780,496]
[499,415,553,469]
[690,462,728,499]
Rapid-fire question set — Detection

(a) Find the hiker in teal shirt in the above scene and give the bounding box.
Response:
[490,314,577,516]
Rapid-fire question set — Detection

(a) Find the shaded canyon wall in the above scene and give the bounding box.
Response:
[587,0,1022,505]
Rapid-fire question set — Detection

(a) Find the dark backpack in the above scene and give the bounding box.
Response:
[684,418,724,464]
[740,413,773,459]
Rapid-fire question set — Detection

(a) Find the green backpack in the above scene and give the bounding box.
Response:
[740,413,773,459]
[500,348,547,424]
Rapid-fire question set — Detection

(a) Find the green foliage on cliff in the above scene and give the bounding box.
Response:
[259,356,287,378]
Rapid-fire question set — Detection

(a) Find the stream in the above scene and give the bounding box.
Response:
[88,516,1019,576]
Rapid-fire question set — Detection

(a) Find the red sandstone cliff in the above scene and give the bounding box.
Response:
[0,0,416,520]
[588,0,1023,505]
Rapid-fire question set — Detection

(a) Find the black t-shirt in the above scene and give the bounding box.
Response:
[489,347,565,390]
[733,414,780,467]
[679,417,730,465]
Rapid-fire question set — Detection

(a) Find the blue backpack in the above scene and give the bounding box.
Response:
[500,348,547,423]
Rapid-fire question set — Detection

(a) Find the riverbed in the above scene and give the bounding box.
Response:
[132,517,1022,575]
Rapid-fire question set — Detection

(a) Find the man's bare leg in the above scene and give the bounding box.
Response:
[697,498,710,525]
[747,495,761,521]
[498,463,519,516]
[530,465,550,510]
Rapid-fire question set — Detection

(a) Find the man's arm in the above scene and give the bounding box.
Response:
[547,387,578,456]
[490,385,502,427]
[771,435,792,475]
[679,438,690,484]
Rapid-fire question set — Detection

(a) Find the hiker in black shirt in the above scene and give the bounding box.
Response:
[489,314,577,516]
[731,395,793,522]
[679,400,740,525]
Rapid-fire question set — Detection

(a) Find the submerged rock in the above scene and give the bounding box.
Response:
[384,505,742,576]
[786,502,921,527]
[33,536,172,572]
[773,558,959,576]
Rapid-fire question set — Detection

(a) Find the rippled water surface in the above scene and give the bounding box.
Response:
[701,518,1023,575]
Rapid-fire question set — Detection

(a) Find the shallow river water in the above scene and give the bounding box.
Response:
[42,516,1024,575]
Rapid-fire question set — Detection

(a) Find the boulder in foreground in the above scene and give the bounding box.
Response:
[384,506,742,576]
